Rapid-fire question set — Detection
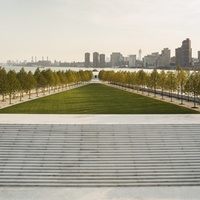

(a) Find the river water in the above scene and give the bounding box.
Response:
[2,65,164,73]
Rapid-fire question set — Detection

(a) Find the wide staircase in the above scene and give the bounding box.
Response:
[0,124,200,187]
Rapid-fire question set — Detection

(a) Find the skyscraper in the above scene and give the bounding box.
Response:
[181,38,192,68]
[85,53,90,67]
[175,48,182,67]
[93,52,99,68]
[100,54,105,68]
[175,38,192,68]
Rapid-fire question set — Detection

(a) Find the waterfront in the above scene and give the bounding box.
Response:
[2,65,165,73]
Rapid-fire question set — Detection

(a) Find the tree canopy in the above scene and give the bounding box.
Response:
[0,67,93,104]
[99,68,200,106]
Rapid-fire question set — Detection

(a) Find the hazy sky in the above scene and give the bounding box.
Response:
[1,0,200,62]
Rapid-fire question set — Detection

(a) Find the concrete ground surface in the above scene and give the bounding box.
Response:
[1,186,200,200]
[0,114,200,124]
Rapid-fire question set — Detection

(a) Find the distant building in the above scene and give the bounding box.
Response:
[110,52,123,67]
[175,47,182,67]
[143,52,159,68]
[129,55,136,67]
[99,54,105,68]
[138,49,142,61]
[198,51,200,62]
[171,56,176,63]
[93,52,99,68]
[123,57,129,67]
[181,38,192,67]
[175,38,192,68]
[38,60,51,66]
[193,51,200,69]
[136,60,143,68]
[170,56,176,67]
[84,53,90,67]
[157,48,171,68]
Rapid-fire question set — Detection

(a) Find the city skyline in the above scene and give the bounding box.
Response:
[1,0,200,63]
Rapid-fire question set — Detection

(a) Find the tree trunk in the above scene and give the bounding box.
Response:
[194,93,196,108]
[181,90,183,105]
[171,90,173,102]
[9,93,12,104]
[36,89,39,97]
[20,92,22,101]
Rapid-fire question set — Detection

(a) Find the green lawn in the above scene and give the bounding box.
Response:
[0,83,198,114]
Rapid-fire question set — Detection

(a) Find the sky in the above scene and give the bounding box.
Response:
[1,0,200,63]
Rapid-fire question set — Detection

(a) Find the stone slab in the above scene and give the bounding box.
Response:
[0,114,200,124]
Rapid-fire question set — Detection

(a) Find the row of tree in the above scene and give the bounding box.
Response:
[99,67,200,107]
[0,67,93,104]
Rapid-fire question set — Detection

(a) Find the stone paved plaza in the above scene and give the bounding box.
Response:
[0,115,200,199]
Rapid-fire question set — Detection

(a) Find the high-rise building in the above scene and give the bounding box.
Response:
[181,38,192,67]
[157,48,171,68]
[93,52,99,68]
[110,52,123,67]
[175,38,192,68]
[100,54,105,68]
[198,51,200,62]
[129,55,136,67]
[175,47,182,67]
[84,53,90,67]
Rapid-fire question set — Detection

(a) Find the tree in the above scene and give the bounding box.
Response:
[116,71,126,87]
[7,70,20,104]
[188,71,200,108]
[34,68,47,96]
[145,73,152,96]
[176,66,187,104]
[130,72,137,90]
[0,68,8,101]
[166,71,177,102]
[42,69,55,93]
[57,70,67,89]
[184,69,191,102]
[25,71,37,99]
[158,70,167,99]
[151,69,159,97]
[53,71,61,91]
[137,70,146,94]
[65,70,75,86]
[17,67,27,101]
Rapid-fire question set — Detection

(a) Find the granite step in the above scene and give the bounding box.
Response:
[0,124,200,187]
